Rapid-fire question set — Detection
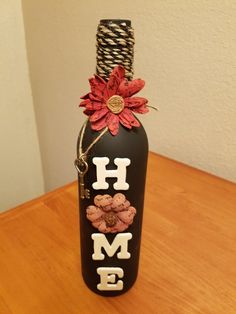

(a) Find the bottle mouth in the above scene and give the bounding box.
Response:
[99,19,131,27]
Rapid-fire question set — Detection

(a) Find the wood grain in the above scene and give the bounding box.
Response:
[0,152,236,314]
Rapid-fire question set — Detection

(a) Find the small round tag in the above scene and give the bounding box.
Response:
[107,95,124,114]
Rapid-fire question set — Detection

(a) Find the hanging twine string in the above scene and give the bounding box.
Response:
[96,20,135,81]
[78,119,108,159]
[75,119,108,176]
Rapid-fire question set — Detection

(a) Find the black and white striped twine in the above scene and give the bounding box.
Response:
[96,21,135,81]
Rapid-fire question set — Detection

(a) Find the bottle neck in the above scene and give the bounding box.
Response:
[96,19,134,81]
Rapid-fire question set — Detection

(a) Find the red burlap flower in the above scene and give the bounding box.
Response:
[86,193,136,233]
[80,65,148,135]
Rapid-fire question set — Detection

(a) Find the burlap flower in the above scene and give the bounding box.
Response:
[80,65,148,135]
[86,193,136,233]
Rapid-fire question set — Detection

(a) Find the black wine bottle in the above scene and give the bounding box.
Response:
[75,19,148,296]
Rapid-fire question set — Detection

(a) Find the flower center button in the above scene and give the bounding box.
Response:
[107,95,124,114]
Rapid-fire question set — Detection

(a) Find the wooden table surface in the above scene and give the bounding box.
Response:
[0,152,236,314]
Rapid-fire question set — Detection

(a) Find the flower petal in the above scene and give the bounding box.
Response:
[119,108,140,128]
[93,220,111,233]
[112,193,130,212]
[80,99,103,112]
[83,109,94,116]
[125,97,149,114]
[111,219,128,233]
[79,99,90,107]
[89,75,108,100]
[80,93,102,104]
[113,200,130,212]
[94,194,113,211]
[80,93,90,100]
[130,115,140,127]
[90,115,107,131]
[117,206,136,225]
[90,107,109,122]
[91,218,102,228]
[125,97,148,108]
[132,105,149,114]
[118,79,145,98]
[87,101,103,111]
[86,206,104,222]
[119,113,132,129]
[107,65,125,97]
[106,113,120,136]
[111,65,126,81]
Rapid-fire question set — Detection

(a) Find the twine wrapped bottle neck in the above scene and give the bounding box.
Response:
[96,19,134,81]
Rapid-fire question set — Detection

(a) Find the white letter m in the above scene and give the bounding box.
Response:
[91,233,132,260]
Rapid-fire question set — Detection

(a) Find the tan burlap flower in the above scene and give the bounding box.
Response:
[86,193,136,233]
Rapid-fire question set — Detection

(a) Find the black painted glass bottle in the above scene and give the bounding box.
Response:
[75,19,148,296]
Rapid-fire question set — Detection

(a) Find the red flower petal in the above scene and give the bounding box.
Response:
[80,93,90,100]
[132,105,149,114]
[124,97,148,108]
[83,109,94,116]
[79,99,90,107]
[119,108,140,128]
[119,112,132,129]
[89,93,102,101]
[90,115,107,131]
[111,65,126,81]
[130,115,140,127]
[118,79,145,98]
[107,65,125,97]
[90,107,109,122]
[79,99,103,112]
[106,113,120,135]
[87,101,103,111]
[89,75,108,100]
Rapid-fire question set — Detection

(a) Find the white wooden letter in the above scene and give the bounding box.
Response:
[91,233,132,260]
[92,157,131,190]
[97,267,124,291]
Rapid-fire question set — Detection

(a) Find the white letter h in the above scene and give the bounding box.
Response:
[92,157,130,190]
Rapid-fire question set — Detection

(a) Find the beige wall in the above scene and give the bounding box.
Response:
[0,0,44,211]
[22,0,236,191]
